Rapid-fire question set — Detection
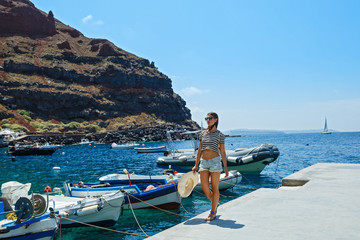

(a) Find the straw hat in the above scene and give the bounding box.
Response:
[178,171,200,198]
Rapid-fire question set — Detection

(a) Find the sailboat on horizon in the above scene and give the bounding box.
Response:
[321,117,332,134]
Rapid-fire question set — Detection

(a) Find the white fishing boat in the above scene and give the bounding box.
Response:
[110,142,140,149]
[321,117,332,134]
[0,205,58,240]
[0,128,25,148]
[78,138,94,145]
[50,189,125,228]
[134,145,167,153]
[0,182,58,240]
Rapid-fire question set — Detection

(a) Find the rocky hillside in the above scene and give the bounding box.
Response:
[0,0,198,133]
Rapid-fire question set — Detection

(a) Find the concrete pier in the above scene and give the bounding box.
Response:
[149,163,360,240]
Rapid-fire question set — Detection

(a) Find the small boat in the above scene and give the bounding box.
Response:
[321,117,332,134]
[77,138,94,145]
[7,143,58,156]
[64,179,180,210]
[100,170,242,192]
[0,201,58,240]
[49,190,124,228]
[110,142,140,149]
[0,128,25,148]
[134,145,167,153]
[157,143,280,174]
[187,170,241,192]
[0,182,58,240]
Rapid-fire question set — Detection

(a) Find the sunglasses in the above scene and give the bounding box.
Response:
[205,117,216,121]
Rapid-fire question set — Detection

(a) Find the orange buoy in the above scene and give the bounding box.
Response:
[44,186,52,192]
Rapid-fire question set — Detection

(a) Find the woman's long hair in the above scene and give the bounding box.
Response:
[207,112,219,132]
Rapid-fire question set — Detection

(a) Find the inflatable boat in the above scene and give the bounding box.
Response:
[157,143,280,174]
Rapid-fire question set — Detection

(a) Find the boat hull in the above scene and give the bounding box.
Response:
[0,213,58,240]
[157,143,280,174]
[157,157,276,174]
[49,193,124,228]
[110,143,139,149]
[8,149,56,156]
[134,146,167,153]
[65,182,180,210]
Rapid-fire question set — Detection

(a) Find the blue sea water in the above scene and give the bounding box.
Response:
[1,132,359,239]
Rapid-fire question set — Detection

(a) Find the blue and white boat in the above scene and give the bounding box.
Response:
[0,197,58,240]
[63,179,180,210]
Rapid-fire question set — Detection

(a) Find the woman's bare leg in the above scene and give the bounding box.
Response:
[209,172,221,213]
[200,170,213,202]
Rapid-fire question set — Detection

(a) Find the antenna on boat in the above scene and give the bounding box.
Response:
[123,169,131,185]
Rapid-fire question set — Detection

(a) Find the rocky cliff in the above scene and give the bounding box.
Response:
[0,0,198,133]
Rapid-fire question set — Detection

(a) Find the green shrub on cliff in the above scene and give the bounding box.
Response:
[18,110,32,121]
[85,124,99,132]
[2,123,29,132]
[17,110,31,117]
[63,121,85,131]
[30,121,59,132]
[1,119,11,125]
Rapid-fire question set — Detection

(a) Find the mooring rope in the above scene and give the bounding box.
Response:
[125,190,192,219]
[58,215,148,238]
[274,155,281,175]
[126,194,149,237]
[172,182,194,215]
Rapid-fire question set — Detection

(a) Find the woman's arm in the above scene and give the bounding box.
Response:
[192,140,202,173]
[220,143,228,177]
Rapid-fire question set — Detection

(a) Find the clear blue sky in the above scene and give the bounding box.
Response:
[32,0,360,132]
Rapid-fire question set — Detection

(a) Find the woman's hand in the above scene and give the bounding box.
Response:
[192,165,198,173]
[224,168,229,177]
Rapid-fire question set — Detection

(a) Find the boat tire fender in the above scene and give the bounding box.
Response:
[241,155,254,164]
[227,156,242,165]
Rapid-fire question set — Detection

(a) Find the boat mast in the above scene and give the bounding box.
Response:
[324,117,328,132]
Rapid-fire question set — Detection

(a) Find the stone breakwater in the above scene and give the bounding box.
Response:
[14,126,198,145]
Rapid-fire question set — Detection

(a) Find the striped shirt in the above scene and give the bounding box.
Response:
[199,130,225,153]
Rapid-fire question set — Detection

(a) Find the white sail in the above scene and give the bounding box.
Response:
[324,118,328,132]
[321,117,331,134]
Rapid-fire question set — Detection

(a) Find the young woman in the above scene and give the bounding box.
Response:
[192,112,228,221]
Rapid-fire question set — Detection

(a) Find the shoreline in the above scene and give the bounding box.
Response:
[8,126,199,145]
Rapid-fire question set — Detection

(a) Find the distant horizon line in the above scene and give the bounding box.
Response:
[223,128,360,134]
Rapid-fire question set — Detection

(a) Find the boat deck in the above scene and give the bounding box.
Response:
[148,163,360,240]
